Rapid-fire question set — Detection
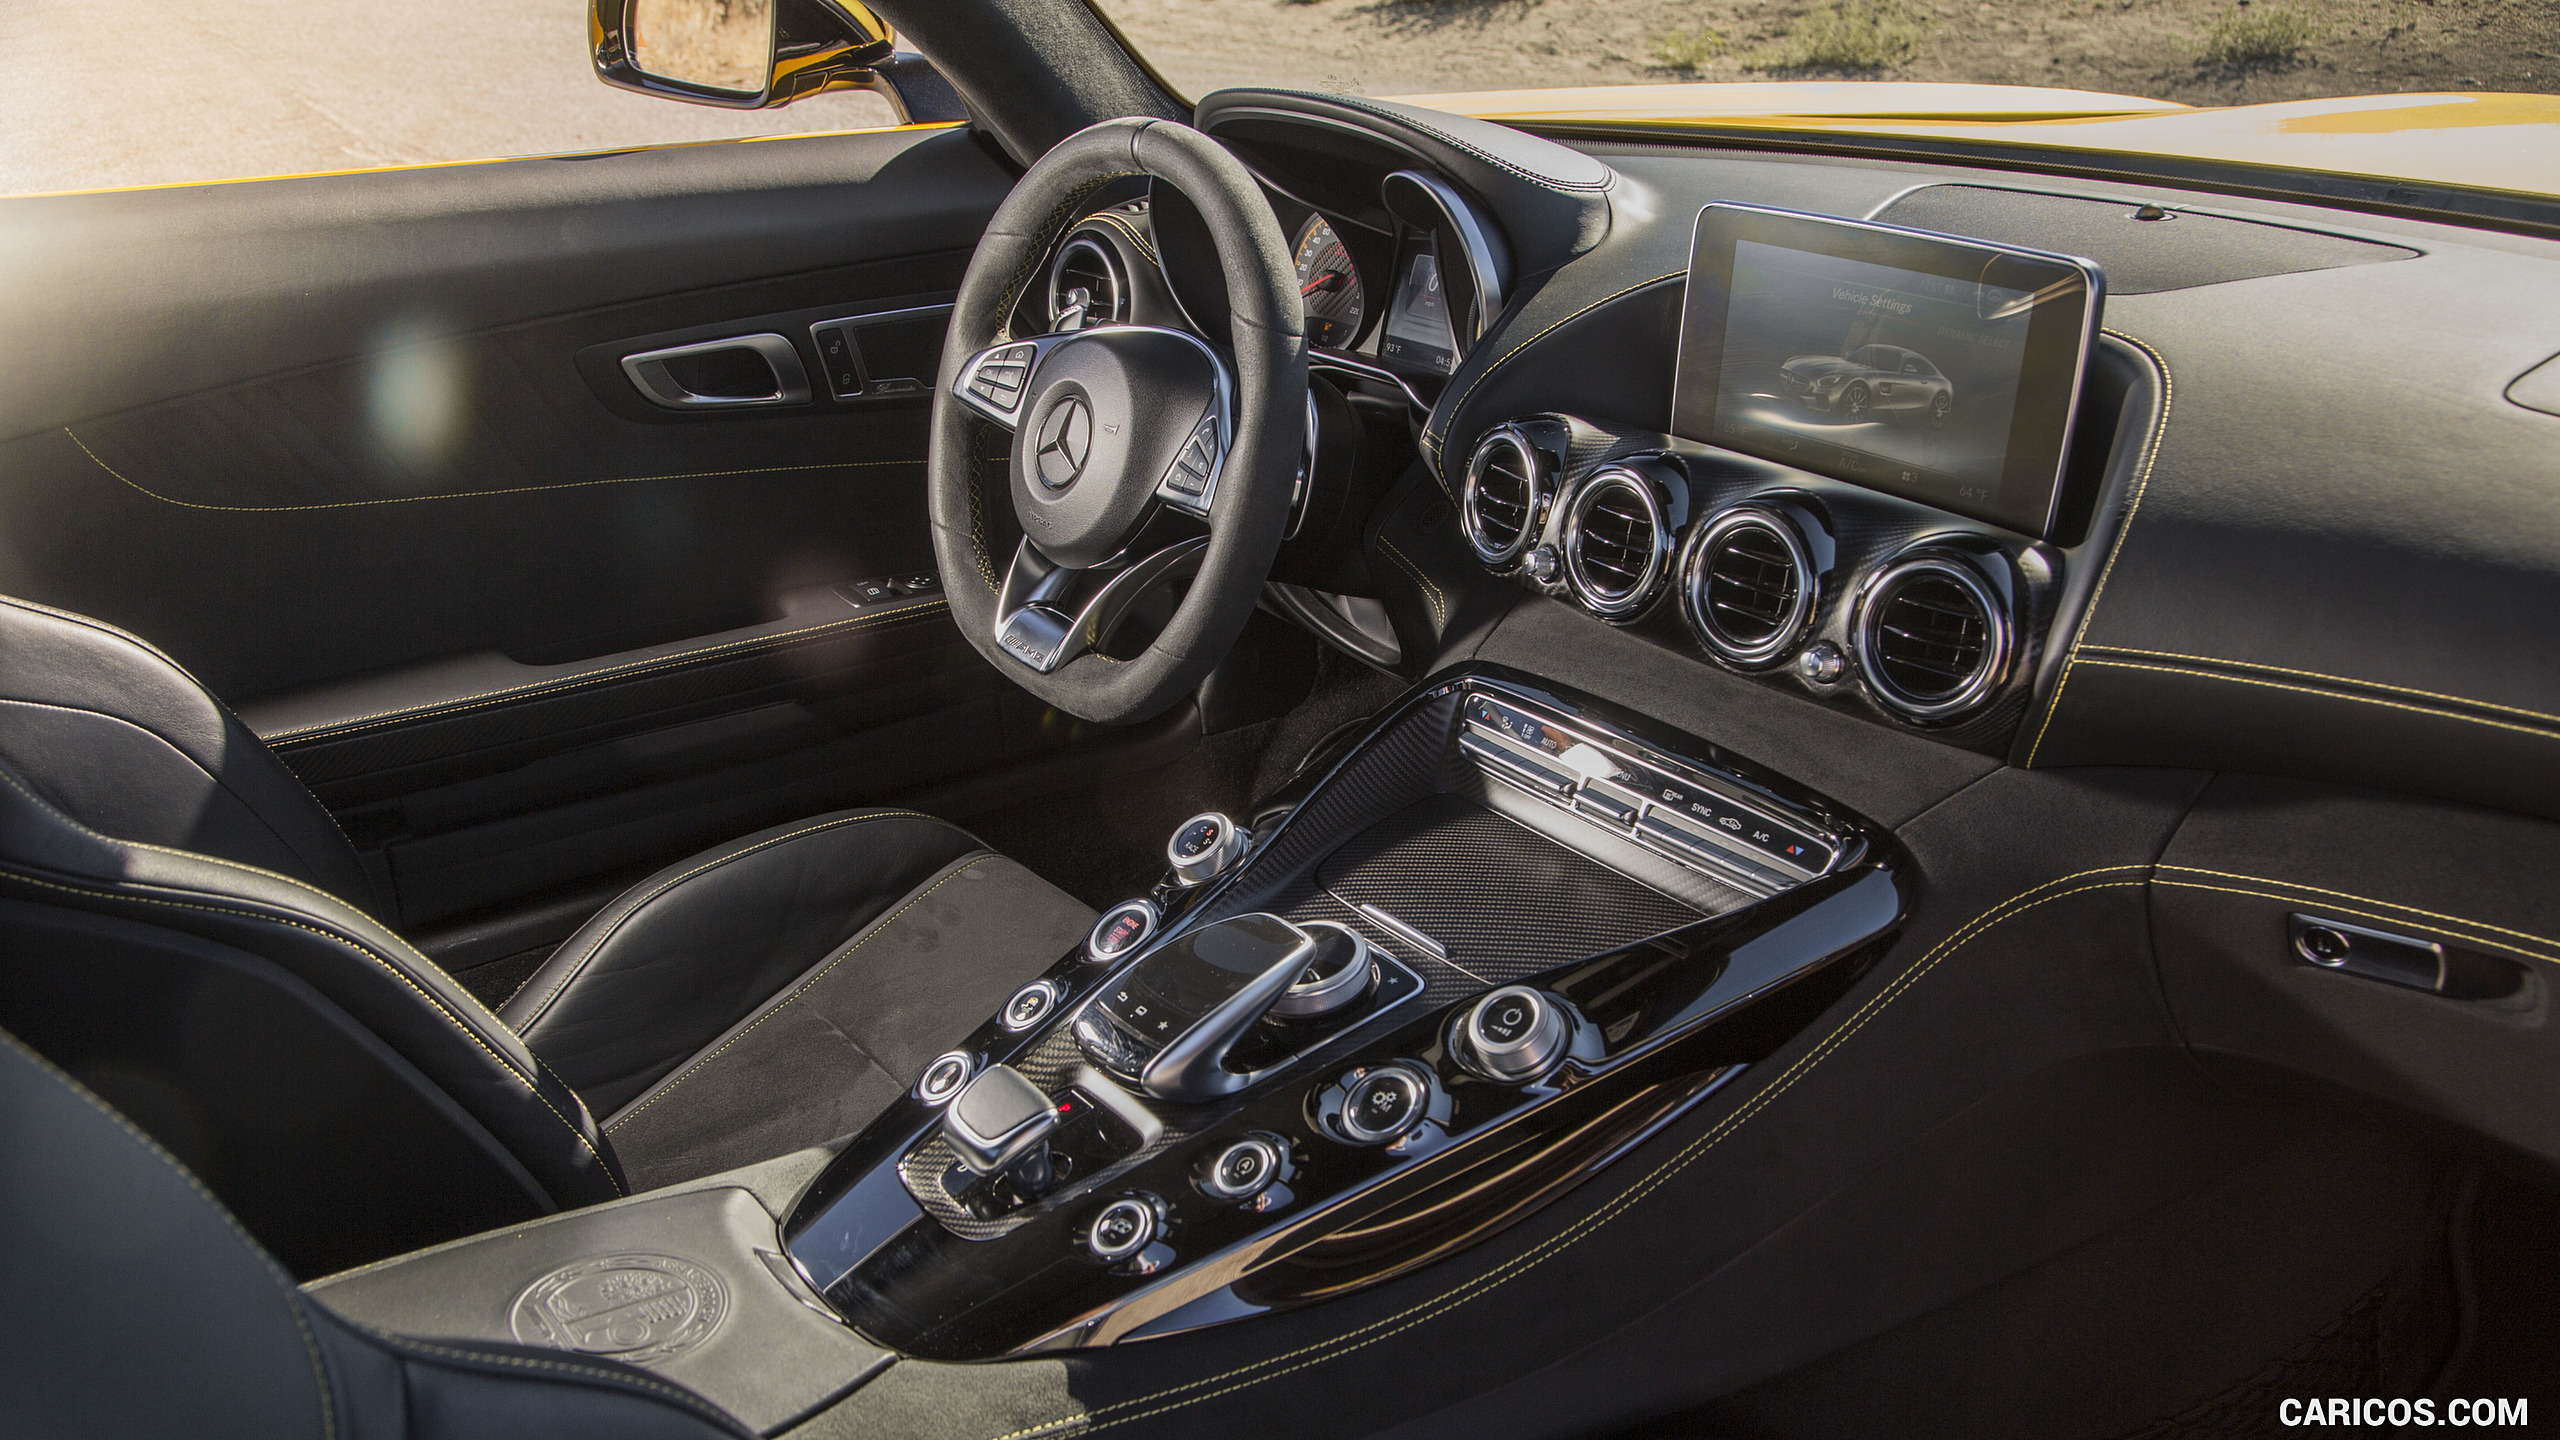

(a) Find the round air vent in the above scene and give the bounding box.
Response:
[1460,424,1551,568]
[1048,232,1128,328]
[1679,506,1815,669]
[1562,466,1671,621]
[1853,554,2012,723]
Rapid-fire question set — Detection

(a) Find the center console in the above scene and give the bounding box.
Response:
[304,666,1906,1415]
[780,666,1904,1359]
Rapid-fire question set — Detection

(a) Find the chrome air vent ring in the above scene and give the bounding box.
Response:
[1853,552,2011,723]
[1561,466,1671,621]
[1679,505,1815,669]
[1049,231,1129,327]
[1459,424,1550,569]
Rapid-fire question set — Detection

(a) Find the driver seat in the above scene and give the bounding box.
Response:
[0,594,1097,1275]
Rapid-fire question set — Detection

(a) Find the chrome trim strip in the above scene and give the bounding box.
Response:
[1353,902,1448,962]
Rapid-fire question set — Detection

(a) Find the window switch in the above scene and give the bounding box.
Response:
[839,579,895,605]
[893,572,940,596]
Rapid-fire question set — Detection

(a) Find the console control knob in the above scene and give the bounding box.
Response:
[1464,986,1569,1083]
[1086,1195,1161,1263]
[914,1050,975,1106]
[1198,1135,1284,1201]
[1000,979,1062,1033]
[1087,899,1160,963]
[1338,1064,1431,1145]
[1523,545,1560,585]
[1167,812,1248,886]
[1269,921,1373,1019]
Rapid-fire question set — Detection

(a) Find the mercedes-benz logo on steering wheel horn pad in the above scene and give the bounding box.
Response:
[1034,395,1093,490]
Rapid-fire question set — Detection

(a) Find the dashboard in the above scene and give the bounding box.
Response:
[1026,89,2560,830]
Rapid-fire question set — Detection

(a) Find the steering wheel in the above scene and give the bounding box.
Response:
[928,118,1307,725]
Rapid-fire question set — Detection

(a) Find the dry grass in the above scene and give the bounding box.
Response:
[1650,22,1732,73]
[1744,0,1935,73]
[2194,3,2323,68]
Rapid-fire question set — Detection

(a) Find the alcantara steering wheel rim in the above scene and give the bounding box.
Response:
[926,117,1307,726]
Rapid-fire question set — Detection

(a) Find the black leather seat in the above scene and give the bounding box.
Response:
[0,595,1094,1274]
[0,1023,751,1439]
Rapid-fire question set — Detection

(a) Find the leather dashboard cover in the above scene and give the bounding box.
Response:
[1195,87,1616,275]
[2024,239,2560,821]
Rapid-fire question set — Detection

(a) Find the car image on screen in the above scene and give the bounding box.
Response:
[1778,344,1954,424]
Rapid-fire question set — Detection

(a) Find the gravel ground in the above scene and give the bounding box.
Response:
[1097,0,2560,105]
[0,0,894,196]
[4,0,2552,195]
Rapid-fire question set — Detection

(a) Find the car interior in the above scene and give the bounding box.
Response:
[3,1,2557,1436]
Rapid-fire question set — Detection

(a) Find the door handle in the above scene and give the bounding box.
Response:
[621,333,812,410]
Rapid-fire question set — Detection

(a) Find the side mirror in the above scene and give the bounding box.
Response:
[592,0,963,121]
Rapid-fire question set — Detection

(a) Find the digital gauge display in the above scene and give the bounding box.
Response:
[1292,215,1365,350]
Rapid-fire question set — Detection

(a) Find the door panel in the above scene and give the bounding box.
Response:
[0,122,1109,964]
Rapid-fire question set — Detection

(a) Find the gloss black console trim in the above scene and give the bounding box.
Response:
[780,665,1898,1360]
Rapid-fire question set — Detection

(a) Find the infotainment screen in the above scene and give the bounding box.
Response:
[1671,204,2102,538]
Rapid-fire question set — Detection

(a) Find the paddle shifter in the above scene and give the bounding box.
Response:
[1072,913,1321,1102]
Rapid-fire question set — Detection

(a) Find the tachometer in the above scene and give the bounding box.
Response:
[1292,215,1365,350]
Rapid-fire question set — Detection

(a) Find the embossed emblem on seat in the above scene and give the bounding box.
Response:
[509,1253,727,1366]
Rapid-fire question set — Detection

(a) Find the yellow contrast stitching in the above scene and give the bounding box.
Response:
[608,856,994,1131]
[66,426,920,514]
[0,1031,338,1438]
[982,865,2154,1440]
[2154,866,2560,966]
[1080,210,1161,268]
[2084,646,2560,729]
[1419,271,1686,496]
[515,811,944,1028]
[262,600,946,744]
[2023,327,2172,767]
[0,867,621,1195]
[1374,531,1447,628]
[2071,660,2560,742]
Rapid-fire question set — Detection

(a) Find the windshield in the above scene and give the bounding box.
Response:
[1090,0,2557,107]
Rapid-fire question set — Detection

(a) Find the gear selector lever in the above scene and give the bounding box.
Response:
[1073,913,1318,1102]
[943,1064,1059,1188]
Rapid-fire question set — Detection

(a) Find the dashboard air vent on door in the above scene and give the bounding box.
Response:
[1562,466,1671,621]
[1049,232,1129,328]
[1680,507,1814,669]
[1854,554,2011,722]
[1460,424,1549,568]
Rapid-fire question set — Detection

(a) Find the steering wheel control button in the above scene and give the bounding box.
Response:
[1338,1064,1432,1145]
[1199,1136,1283,1202]
[1168,812,1248,886]
[1465,986,1569,1083]
[1270,921,1374,1019]
[943,1065,1059,1176]
[1001,979,1063,1033]
[1087,899,1161,964]
[1086,1196,1160,1263]
[914,1051,976,1106]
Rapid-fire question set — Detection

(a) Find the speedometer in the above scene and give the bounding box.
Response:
[1292,214,1365,350]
